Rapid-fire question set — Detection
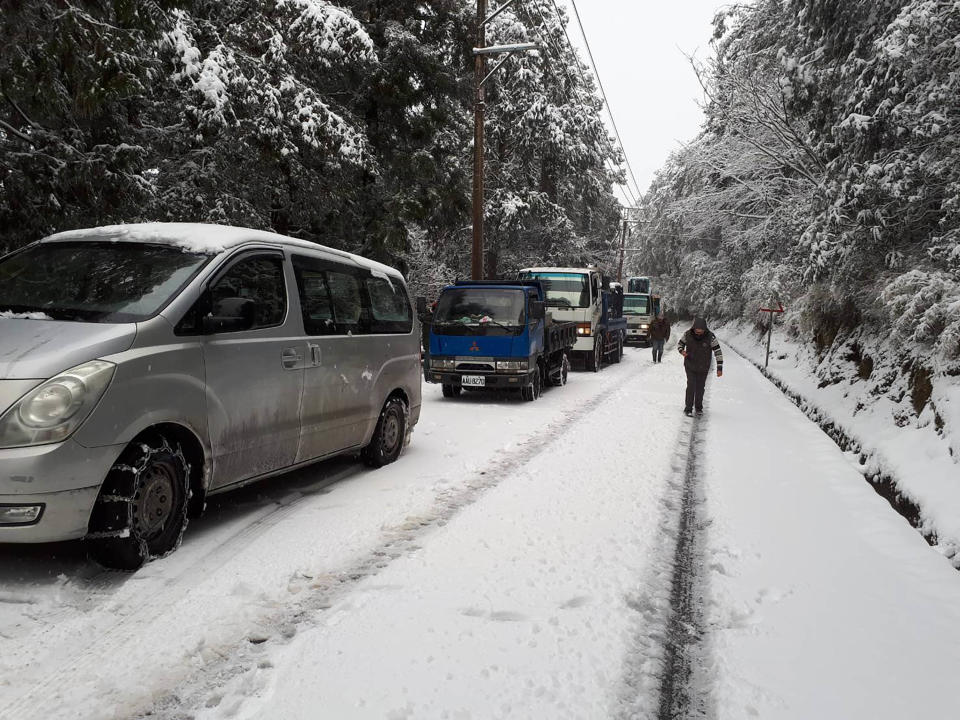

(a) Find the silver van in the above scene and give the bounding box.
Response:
[0,223,421,569]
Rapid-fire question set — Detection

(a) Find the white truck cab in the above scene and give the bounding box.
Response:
[517,266,607,364]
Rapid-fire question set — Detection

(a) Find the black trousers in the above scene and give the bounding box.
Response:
[651,339,665,361]
[685,370,708,411]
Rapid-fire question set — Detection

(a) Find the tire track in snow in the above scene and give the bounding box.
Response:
[616,413,713,720]
[656,413,711,720]
[140,359,653,720]
[0,463,360,720]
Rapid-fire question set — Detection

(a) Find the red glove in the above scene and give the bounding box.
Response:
[717,369,723,377]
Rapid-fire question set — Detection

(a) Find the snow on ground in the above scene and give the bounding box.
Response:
[703,348,960,719]
[0,349,681,720]
[719,322,960,563]
[4,341,960,720]
[193,352,687,720]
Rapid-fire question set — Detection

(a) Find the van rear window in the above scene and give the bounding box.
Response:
[292,255,411,335]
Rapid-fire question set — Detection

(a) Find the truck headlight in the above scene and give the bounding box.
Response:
[431,357,455,371]
[576,323,592,336]
[0,360,116,449]
[496,360,528,373]
[640,324,649,330]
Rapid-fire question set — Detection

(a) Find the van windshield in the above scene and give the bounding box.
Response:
[623,296,651,315]
[433,288,525,336]
[518,272,590,309]
[0,241,211,323]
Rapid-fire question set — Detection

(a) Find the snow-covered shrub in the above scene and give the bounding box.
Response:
[881,270,960,372]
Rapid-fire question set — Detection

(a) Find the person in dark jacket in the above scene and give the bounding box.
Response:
[648,312,671,363]
[677,317,723,416]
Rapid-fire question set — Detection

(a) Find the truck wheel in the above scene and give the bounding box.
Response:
[550,353,570,387]
[441,383,460,398]
[86,434,190,572]
[536,364,544,398]
[588,337,602,372]
[612,335,623,363]
[521,367,540,402]
[362,396,407,468]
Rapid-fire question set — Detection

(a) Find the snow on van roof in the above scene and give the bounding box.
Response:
[41,223,402,277]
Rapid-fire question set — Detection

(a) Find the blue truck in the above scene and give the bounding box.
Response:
[421,280,577,401]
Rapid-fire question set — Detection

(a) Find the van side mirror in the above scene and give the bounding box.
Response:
[529,300,545,320]
[202,297,256,334]
[416,296,428,314]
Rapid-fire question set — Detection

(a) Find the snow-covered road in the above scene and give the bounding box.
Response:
[2,343,960,720]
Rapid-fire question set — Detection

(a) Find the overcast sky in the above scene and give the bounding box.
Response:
[561,1,728,205]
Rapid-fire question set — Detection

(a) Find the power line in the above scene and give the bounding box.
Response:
[564,0,645,203]
[516,0,638,209]
[542,0,640,207]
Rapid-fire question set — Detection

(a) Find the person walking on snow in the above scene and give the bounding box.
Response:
[677,317,723,416]
[648,312,671,363]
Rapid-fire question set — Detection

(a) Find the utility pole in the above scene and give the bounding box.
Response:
[471,1,538,280]
[616,215,628,282]
[471,0,487,280]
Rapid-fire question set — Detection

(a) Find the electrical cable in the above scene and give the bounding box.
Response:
[516,0,636,209]
[539,0,638,206]
[567,0,644,202]
[548,0,644,204]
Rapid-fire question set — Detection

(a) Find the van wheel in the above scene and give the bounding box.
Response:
[362,397,408,468]
[86,434,190,572]
[441,383,460,398]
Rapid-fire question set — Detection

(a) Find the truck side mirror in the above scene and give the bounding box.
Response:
[529,300,545,320]
[416,296,428,314]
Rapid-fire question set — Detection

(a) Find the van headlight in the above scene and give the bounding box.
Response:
[0,361,116,448]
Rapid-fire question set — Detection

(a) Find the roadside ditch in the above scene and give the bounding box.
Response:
[722,337,959,570]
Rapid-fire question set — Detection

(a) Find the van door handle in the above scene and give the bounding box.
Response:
[308,343,321,366]
[281,347,302,369]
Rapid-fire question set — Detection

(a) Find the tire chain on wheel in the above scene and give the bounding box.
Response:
[87,437,191,567]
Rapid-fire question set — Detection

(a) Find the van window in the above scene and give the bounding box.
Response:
[294,267,336,335]
[0,241,210,323]
[210,256,286,329]
[366,275,412,334]
[293,255,366,336]
[292,255,411,336]
[327,269,364,334]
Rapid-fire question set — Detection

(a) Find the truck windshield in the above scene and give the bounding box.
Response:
[519,272,589,309]
[433,288,525,336]
[0,241,211,323]
[623,296,651,315]
[627,277,650,293]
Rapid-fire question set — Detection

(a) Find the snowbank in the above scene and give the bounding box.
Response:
[703,349,960,719]
[718,321,960,566]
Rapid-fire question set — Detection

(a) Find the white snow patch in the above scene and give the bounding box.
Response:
[0,311,52,320]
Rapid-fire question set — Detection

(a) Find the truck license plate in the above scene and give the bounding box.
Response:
[461,375,485,387]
